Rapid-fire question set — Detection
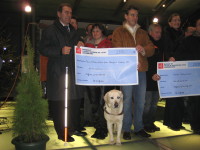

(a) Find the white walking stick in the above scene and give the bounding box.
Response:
[64,67,68,146]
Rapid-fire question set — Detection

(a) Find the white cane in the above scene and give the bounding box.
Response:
[64,67,68,146]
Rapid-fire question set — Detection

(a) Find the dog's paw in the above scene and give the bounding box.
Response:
[116,141,121,146]
[109,140,115,145]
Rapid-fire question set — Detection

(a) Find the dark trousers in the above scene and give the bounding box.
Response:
[86,86,101,114]
[48,99,82,139]
[189,96,200,131]
[163,97,184,128]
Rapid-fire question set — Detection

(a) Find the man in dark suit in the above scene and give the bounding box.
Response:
[143,24,163,133]
[39,3,85,142]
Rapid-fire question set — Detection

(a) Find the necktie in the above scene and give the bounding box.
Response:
[64,25,70,32]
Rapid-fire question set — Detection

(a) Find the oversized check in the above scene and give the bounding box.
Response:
[75,47,138,85]
[157,60,200,98]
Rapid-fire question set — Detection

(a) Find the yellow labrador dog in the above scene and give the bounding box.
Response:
[104,89,123,145]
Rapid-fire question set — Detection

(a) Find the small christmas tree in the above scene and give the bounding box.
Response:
[12,37,48,143]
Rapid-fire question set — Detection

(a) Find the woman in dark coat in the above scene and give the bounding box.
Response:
[39,3,85,142]
[174,18,200,134]
[163,15,183,60]
[163,13,185,131]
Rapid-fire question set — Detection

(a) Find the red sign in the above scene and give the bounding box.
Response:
[158,63,164,69]
[76,47,81,54]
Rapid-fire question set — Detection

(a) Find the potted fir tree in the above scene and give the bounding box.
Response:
[11,38,49,150]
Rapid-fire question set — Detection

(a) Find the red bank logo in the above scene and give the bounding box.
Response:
[158,63,164,69]
[76,47,81,54]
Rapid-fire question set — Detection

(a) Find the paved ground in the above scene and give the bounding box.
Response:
[1,101,200,150]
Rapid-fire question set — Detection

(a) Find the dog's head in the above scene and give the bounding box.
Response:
[104,89,123,109]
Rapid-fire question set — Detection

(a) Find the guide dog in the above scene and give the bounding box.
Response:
[104,89,123,145]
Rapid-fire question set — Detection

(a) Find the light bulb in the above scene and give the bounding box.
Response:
[153,17,159,24]
[25,5,32,13]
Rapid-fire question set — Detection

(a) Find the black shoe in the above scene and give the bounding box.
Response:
[123,132,131,140]
[144,126,155,133]
[67,136,75,142]
[193,130,200,135]
[98,129,108,139]
[58,135,75,142]
[73,130,87,136]
[91,129,107,139]
[168,126,180,131]
[91,129,100,138]
[79,126,86,131]
[180,126,185,129]
[97,131,107,139]
[135,129,151,138]
[102,128,108,136]
[152,124,160,131]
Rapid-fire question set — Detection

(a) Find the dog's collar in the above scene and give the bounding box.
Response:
[104,106,123,116]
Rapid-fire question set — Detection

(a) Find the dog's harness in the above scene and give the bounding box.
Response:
[104,103,123,116]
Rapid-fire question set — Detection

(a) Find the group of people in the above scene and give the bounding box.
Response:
[146,13,200,136]
[38,2,200,142]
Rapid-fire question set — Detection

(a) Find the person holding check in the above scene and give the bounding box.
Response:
[112,5,155,139]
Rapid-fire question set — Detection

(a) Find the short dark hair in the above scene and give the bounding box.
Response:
[125,5,139,15]
[86,23,93,32]
[57,3,72,12]
[71,16,78,21]
[168,13,180,22]
[91,23,106,36]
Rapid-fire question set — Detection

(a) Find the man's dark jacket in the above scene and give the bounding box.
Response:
[39,19,83,101]
[146,35,164,91]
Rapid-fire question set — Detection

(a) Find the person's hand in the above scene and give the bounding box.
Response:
[136,45,145,56]
[169,57,175,61]
[152,74,160,81]
[62,46,71,55]
[77,41,84,48]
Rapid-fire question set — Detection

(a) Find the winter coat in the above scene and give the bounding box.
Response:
[85,37,112,48]
[163,26,183,60]
[146,36,164,91]
[112,24,155,72]
[39,19,83,101]
[174,35,200,61]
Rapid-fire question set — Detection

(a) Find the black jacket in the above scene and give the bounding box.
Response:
[146,35,164,91]
[39,19,83,101]
[163,26,183,60]
[175,35,200,61]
